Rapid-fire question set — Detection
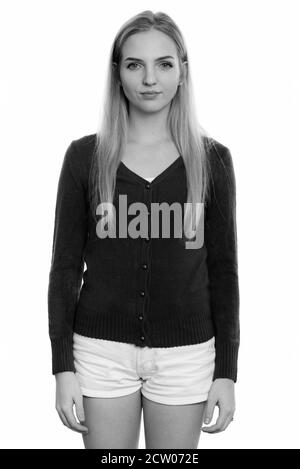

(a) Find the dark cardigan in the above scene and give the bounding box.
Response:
[48,134,240,380]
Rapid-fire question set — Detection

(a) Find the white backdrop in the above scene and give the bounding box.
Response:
[1,0,299,449]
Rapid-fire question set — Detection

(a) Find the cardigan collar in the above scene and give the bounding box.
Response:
[117,155,184,186]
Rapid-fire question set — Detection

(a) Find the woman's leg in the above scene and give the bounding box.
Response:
[142,395,206,449]
[82,389,142,449]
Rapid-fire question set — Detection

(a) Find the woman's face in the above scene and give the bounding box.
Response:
[119,29,184,113]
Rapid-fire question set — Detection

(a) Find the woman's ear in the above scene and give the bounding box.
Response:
[180,60,188,84]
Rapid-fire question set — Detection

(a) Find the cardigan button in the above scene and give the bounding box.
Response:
[138,315,143,320]
[145,183,151,189]
[142,263,148,269]
[141,336,145,341]
[140,290,145,297]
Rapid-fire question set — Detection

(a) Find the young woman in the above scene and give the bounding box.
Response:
[48,10,240,449]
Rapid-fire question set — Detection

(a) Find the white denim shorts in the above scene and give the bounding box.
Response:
[73,332,216,405]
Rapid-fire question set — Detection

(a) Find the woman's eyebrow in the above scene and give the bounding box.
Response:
[124,55,175,62]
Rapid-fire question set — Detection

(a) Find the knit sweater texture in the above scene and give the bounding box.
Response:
[48,133,240,381]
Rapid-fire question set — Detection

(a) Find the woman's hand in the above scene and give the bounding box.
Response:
[202,378,236,433]
[55,371,89,435]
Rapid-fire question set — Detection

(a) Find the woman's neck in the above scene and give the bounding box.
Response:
[127,104,171,145]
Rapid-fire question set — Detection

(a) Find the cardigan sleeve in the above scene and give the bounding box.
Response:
[205,145,240,382]
[48,141,88,375]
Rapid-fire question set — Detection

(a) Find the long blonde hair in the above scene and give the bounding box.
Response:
[89,10,215,241]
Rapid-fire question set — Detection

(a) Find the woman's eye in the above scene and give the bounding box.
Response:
[127,62,173,70]
[127,63,139,70]
[161,62,173,68]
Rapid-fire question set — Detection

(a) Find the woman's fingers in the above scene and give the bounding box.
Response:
[58,403,88,434]
[221,414,235,432]
[202,404,230,433]
[203,396,216,425]
[56,407,72,429]
[73,394,86,425]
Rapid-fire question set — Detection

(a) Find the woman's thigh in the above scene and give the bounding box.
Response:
[142,395,206,449]
[82,389,142,449]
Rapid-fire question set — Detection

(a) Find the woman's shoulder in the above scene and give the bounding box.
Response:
[71,133,97,161]
[72,132,97,149]
[204,136,230,161]
[60,133,96,190]
[203,136,236,204]
[67,132,97,177]
[204,136,234,178]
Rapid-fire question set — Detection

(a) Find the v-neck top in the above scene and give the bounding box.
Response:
[118,155,183,186]
[48,133,240,382]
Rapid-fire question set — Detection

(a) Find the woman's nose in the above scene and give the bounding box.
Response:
[143,68,157,85]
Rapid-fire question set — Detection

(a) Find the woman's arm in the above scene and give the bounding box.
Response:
[204,144,240,383]
[48,141,88,375]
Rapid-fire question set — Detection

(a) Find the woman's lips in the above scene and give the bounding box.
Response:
[140,92,161,98]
